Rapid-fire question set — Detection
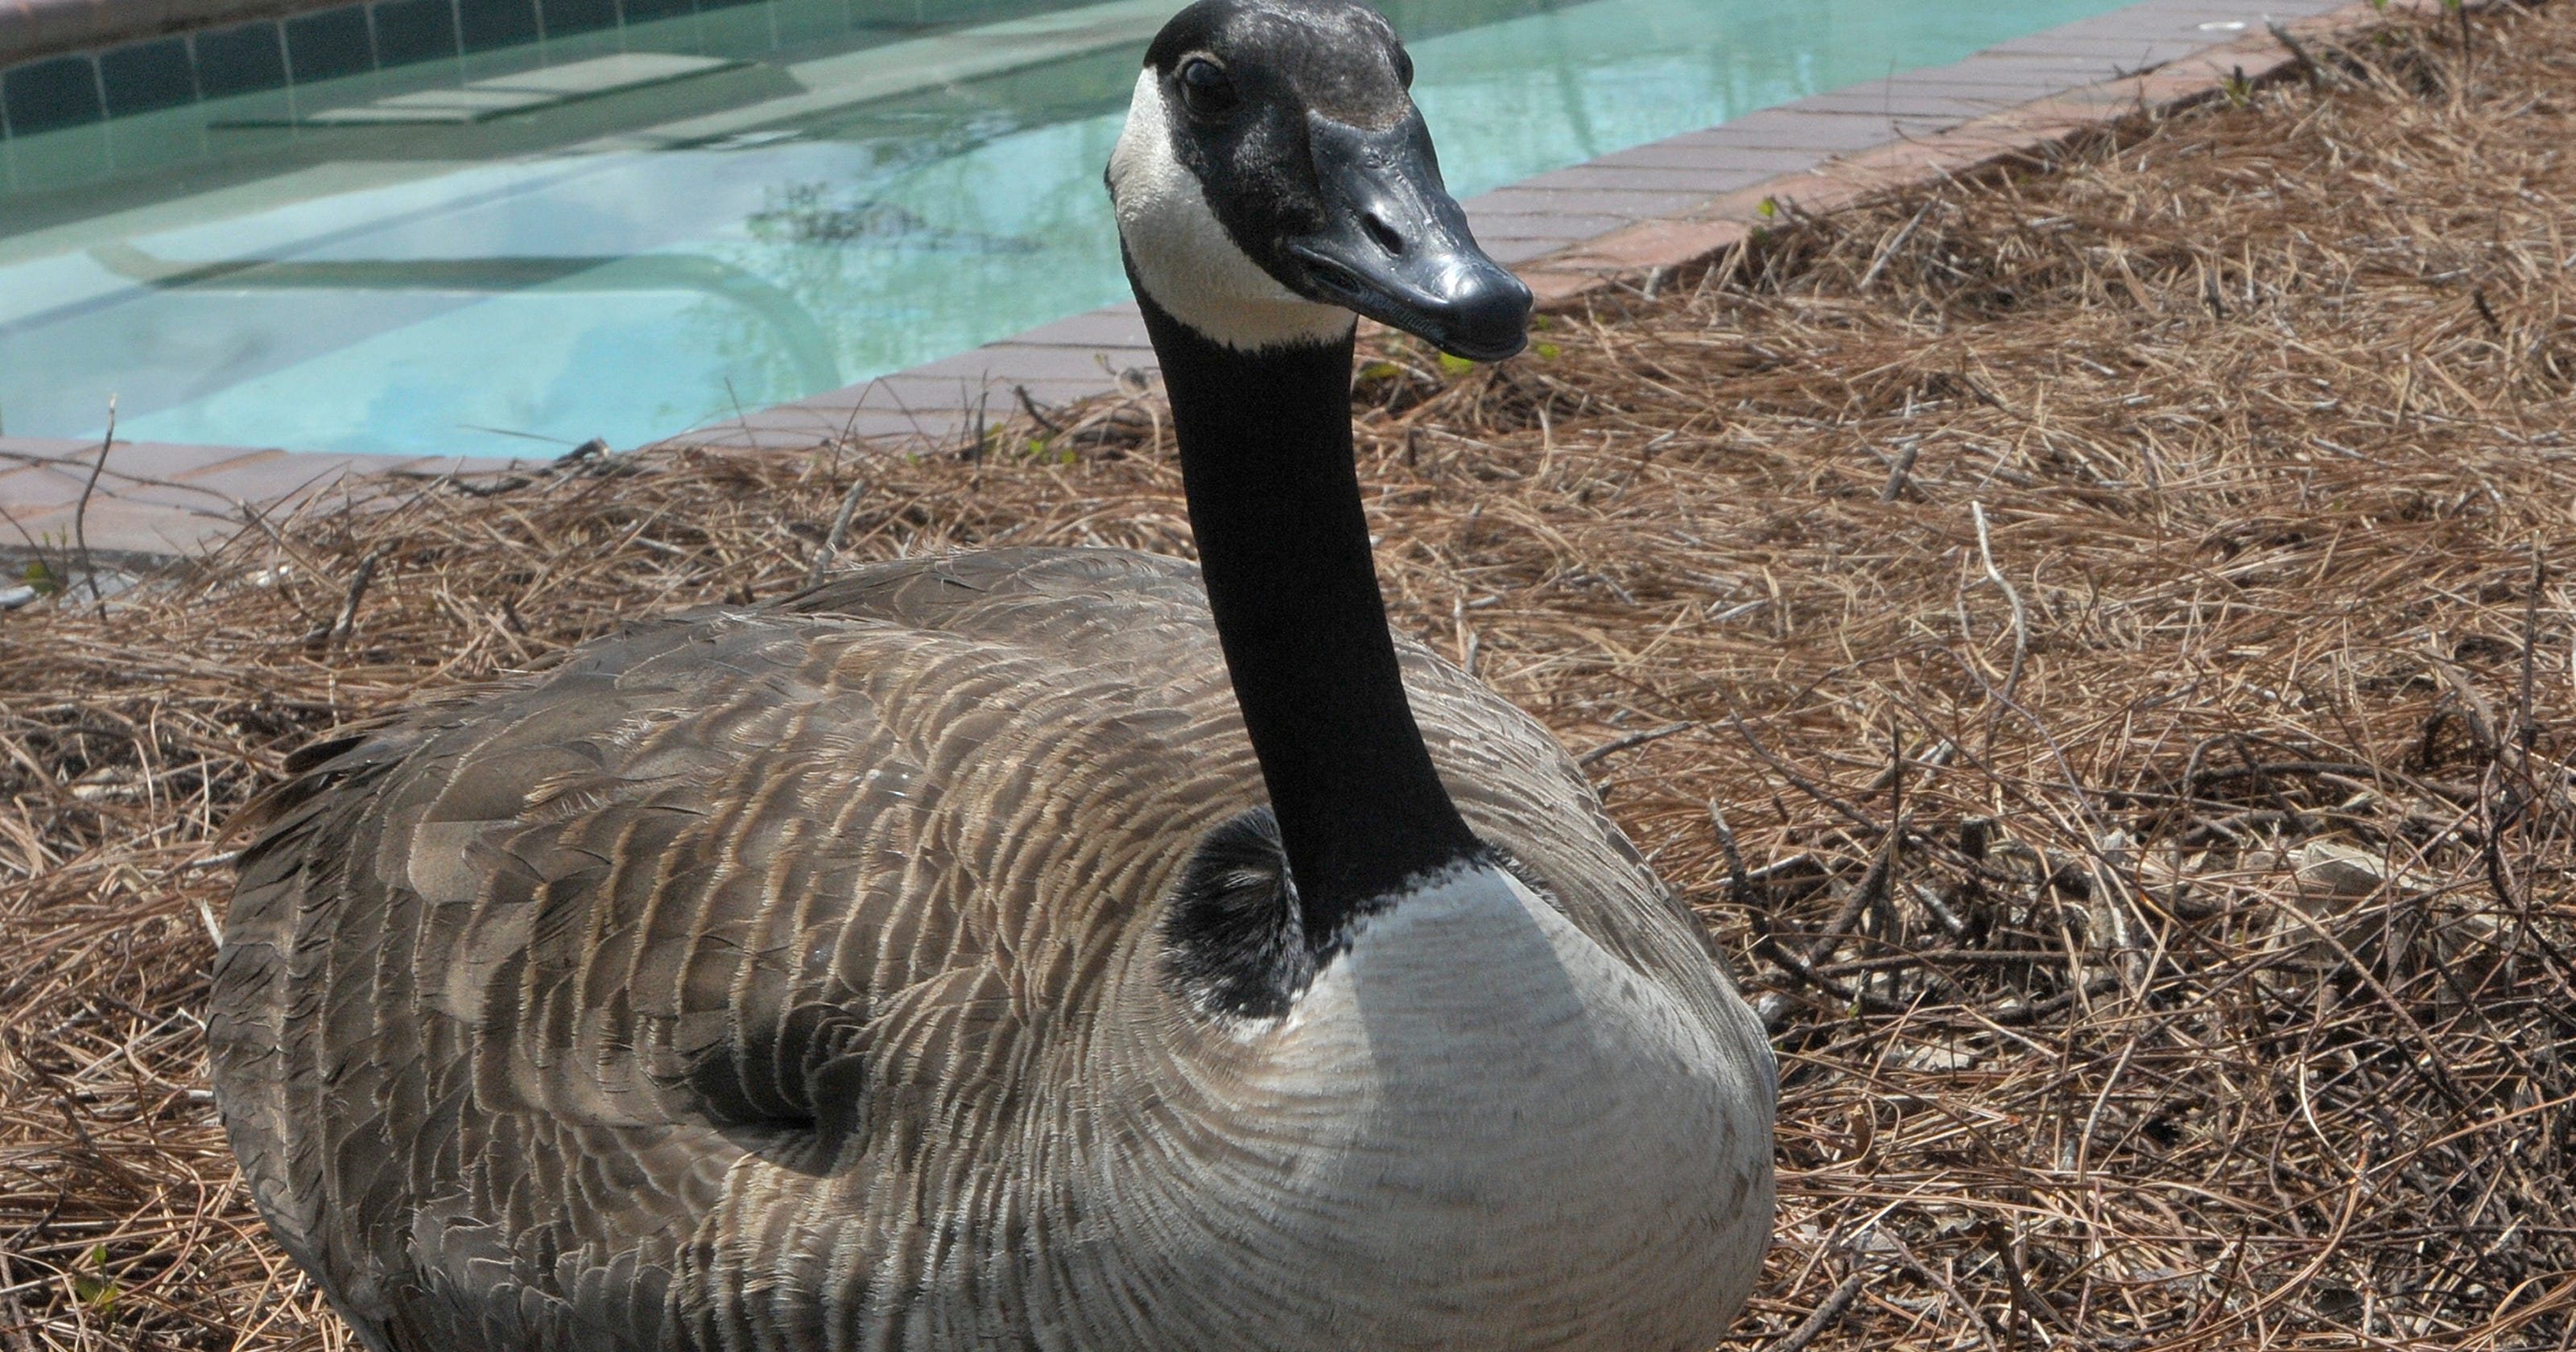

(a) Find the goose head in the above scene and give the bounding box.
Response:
[1108,0,1532,360]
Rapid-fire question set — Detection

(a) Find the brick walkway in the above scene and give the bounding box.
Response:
[0,439,523,560]
[0,0,2381,562]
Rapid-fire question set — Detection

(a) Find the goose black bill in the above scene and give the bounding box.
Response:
[1284,111,1533,363]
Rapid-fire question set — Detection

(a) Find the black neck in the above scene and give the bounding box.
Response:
[1133,282,1482,941]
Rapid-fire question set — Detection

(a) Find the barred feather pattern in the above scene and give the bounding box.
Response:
[209,548,1775,1352]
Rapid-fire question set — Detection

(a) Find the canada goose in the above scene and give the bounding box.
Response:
[208,1,1777,1348]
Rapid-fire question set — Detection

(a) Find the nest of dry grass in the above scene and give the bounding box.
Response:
[6,4,2576,1348]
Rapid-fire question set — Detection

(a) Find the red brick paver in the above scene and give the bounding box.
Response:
[0,439,523,559]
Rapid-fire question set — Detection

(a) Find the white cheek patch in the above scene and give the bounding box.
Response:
[1108,69,1355,353]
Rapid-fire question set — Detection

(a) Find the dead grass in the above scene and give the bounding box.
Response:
[6,3,2576,1348]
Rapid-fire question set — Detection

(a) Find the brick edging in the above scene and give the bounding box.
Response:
[0,441,534,563]
[1509,0,2425,308]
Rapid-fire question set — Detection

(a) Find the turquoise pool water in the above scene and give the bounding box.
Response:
[0,0,2135,457]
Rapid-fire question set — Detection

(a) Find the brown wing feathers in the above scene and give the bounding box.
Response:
[214,553,1227,1345]
[211,549,1688,1350]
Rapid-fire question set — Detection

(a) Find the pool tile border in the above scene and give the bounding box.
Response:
[0,0,797,122]
[0,0,2458,561]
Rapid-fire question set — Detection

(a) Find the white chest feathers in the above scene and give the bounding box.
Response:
[1108,68,1357,352]
[1136,864,1777,1352]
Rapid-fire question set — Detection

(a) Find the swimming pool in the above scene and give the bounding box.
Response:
[0,0,2140,458]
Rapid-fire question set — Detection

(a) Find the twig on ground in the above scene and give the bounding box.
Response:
[1969,501,2027,715]
[808,476,875,587]
[1767,1270,1872,1352]
[1577,720,1695,767]
[303,547,386,650]
[72,398,114,611]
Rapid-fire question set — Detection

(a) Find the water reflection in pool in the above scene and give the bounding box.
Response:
[0,0,2133,456]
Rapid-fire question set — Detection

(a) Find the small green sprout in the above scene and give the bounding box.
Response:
[72,1246,118,1314]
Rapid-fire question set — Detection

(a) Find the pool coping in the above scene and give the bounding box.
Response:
[0,0,2446,563]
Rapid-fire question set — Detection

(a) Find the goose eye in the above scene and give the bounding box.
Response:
[1394,47,1414,89]
[1177,57,1237,117]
